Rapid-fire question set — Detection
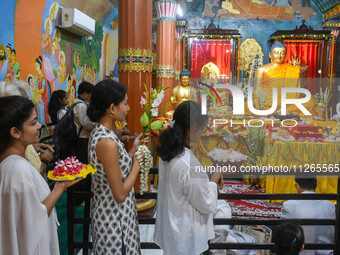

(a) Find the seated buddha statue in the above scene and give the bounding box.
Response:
[165,69,194,116]
[254,41,314,115]
[171,69,192,106]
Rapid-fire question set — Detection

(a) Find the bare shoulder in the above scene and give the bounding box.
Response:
[96,137,118,153]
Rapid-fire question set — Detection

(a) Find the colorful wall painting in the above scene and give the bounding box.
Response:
[0,0,110,124]
[102,6,119,80]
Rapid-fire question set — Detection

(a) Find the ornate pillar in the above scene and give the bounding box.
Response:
[155,0,177,107]
[118,0,153,135]
[175,27,184,85]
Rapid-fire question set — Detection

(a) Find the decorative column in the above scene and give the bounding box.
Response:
[175,27,185,85]
[118,0,153,136]
[155,0,177,107]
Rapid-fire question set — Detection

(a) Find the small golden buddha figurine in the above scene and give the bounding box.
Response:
[165,69,193,116]
[171,69,191,106]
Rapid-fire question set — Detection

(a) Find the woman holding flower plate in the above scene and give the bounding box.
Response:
[87,79,147,255]
[0,96,81,255]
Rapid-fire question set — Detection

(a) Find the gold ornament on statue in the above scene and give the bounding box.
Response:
[290,53,308,77]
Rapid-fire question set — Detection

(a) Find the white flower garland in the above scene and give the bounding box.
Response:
[136,145,153,195]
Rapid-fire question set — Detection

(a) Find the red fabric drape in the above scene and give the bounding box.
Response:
[284,42,319,93]
[191,40,231,82]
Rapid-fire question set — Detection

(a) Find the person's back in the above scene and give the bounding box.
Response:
[156,148,217,254]
[155,101,222,255]
[281,178,335,255]
[71,81,95,163]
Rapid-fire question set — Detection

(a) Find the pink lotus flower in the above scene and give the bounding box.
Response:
[140,96,146,108]
[52,156,85,177]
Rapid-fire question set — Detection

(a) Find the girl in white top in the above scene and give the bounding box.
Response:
[154,100,222,255]
[0,96,81,255]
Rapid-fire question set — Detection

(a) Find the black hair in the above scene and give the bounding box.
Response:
[87,79,127,122]
[270,41,287,52]
[48,90,68,124]
[35,56,43,67]
[273,222,304,255]
[12,49,16,54]
[27,76,33,84]
[0,96,35,154]
[295,178,317,191]
[180,69,191,77]
[78,81,94,95]
[157,101,208,162]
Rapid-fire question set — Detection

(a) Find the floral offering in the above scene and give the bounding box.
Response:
[47,156,96,180]
[140,83,170,139]
[137,83,170,194]
[208,148,248,163]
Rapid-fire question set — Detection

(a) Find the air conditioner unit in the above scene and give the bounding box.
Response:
[57,7,95,36]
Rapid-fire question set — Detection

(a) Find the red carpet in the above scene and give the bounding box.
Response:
[223,182,282,218]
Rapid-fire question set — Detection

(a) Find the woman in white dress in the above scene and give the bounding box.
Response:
[154,100,222,255]
[0,96,81,255]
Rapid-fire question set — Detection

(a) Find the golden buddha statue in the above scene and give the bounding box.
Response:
[171,69,192,107]
[254,41,314,114]
[165,69,193,117]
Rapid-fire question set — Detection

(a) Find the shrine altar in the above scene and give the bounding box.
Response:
[264,140,339,201]
[193,128,340,200]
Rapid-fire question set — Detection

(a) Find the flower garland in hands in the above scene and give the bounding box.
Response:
[137,83,170,194]
[136,145,152,194]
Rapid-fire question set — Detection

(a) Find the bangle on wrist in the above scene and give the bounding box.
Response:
[126,135,129,142]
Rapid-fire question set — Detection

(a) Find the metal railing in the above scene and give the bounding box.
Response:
[65,167,340,254]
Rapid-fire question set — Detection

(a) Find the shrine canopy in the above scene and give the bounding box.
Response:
[184,20,241,85]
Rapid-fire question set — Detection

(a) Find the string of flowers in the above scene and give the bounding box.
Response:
[136,83,170,194]
[255,87,269,110]
[319,87,330,106]
[136,144,153,194]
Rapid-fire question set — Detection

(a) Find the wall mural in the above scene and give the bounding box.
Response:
[0,0,109,124]
[102,6,119,80]
[201,0,316,20]
[183,0,324,66]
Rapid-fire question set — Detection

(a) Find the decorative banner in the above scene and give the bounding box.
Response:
[183,34,241,40]
[155,64,175,79]
[118,48,152,73]
[175,70,180,80]
[323,22,340,28]
[324,5,340,21]
[271,34,333,41]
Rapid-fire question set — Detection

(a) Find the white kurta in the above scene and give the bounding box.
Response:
[0,155,60,255]
[281,191,335,255]
[154,148,218,255]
